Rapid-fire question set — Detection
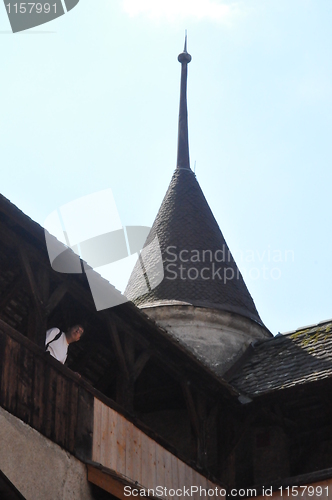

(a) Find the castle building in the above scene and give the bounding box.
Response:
[0,40,332,500]
[125,37,271,378]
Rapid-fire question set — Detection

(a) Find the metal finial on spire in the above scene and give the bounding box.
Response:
[177,33,192,170]
[178,31,192,64]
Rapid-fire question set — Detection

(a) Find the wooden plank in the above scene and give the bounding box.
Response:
[101,399,110,468]
[131,423,142,485]
[206,479,217,500]
[0,336,11,410]
[146,437,156,490]
[163,444,172,493]
[140,424,150,488]
[67,381,79,452]
[87,465,129,500]
[0,329,7,407]
[177,460,186,499]
[16,345,34,425]
[27,302,36,342]
[31,356,46,431]
[170,454,179,499]
[75,386,94,461]
[125,420,134,480]
[55,373,67,447]
[155,443,165,490]
[2,337,20,414]
[44,366,57,440]
[93,398,102,464]
[116,408,126,476]
[184,462,194,500]
[108,406,118,473]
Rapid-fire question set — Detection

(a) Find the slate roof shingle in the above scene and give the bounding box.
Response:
[125,168,263,325]
[229,319,332,396]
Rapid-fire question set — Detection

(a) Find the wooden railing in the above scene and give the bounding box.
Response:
[0,319,93,459]
[0,319,224,499]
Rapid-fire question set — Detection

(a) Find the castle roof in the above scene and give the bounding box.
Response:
[125,38,263,326]
[228,319,332,396]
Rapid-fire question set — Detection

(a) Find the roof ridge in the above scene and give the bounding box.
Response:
[281,318,332,337]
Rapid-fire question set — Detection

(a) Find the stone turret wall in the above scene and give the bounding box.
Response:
[142,305,270,377]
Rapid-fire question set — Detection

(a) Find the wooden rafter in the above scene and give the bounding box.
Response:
[106,318,129,380]
[132,350,151,382]
[181,380,200,438]
[45,282,68,317]
[19,247,43,314]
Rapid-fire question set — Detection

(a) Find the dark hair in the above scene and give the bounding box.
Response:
[68,324,85,335]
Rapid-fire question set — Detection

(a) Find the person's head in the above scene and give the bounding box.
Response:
[66,324,84,344]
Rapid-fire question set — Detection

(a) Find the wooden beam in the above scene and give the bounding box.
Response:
[19,247,43,312]
[106,318,129,379]
[132,350,151,382]
[38,266,50,304]
[87,465,155,500]
[45,282,68,316]
[123,332,135,367]
[111,313,150,349]
[181,381,200,438]
[19,247,47,346]
[88,465,128,499]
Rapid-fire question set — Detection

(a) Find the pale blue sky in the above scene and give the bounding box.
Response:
[1,0,331,334]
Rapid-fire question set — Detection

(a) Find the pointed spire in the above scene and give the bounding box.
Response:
[177,32,192,170]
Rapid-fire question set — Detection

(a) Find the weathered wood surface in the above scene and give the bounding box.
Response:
[0,319,93,457]
[93,398,223,500]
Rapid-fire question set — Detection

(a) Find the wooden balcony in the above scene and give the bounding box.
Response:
[90,398,222,499]
[0,318,224,499]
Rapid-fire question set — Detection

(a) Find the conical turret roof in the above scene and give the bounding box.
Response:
[125,37,263,326]
[125,167,263,324]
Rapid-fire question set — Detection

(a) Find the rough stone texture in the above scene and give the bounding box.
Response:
[0,406,94,500]
[229,319,332,396]
[144,305,270,376]
[125,168,264,326]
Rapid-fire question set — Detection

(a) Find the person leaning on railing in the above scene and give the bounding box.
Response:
[45,325,84,364]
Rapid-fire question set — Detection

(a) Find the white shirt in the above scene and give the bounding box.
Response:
[45,328,69,364]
